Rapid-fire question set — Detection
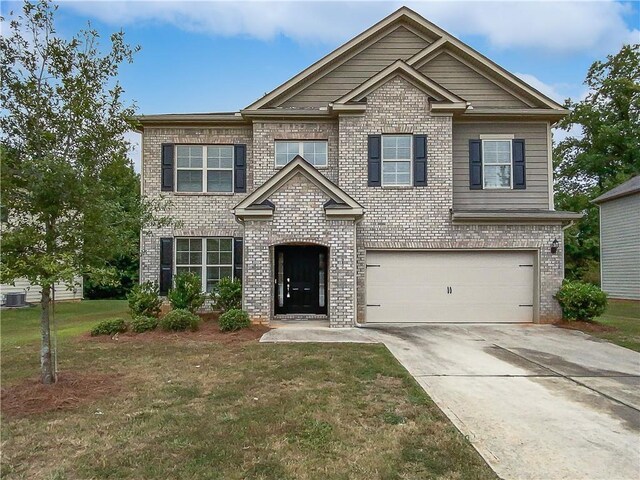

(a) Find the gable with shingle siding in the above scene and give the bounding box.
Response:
[419,52,528,108]
[276,26,431,108]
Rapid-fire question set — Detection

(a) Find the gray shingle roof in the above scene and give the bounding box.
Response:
[592,176,640,204]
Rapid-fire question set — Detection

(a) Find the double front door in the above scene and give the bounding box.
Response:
[274,245,327,315]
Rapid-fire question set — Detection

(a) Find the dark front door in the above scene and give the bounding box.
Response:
[274,245,327,315]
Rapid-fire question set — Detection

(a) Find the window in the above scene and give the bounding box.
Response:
[175,237,233,292]
[275,141,327,167]
[176,145,233,193]
[482,139,512,189]
[382,135,412,186]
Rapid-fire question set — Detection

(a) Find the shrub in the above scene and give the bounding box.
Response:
[91,318,128,336]
[127,281,162,318]
[131,315,159,333]
[556,280,608,321]
[211,277,242,312]
[160,309,200,332]
[168,272,205,313]
[219,308,250,332]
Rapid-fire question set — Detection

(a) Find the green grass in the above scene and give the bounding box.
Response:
[1,300,496,480]
[1,300,129,346]
[592,299,640,351]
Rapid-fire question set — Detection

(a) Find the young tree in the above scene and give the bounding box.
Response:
[0,1,167,384]
[554,43,639,282]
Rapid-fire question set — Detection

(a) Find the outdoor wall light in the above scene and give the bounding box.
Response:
[550,238,559,254]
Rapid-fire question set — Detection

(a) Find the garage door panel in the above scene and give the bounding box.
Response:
[366,251,535,323]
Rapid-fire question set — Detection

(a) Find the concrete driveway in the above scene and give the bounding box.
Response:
[261,323,640,480]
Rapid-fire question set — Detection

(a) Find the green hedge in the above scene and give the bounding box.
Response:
[219,309,250,332]
[160,309,200,332]
[556,280,607,321]
[131,315,159,333]
[91,318,128,336]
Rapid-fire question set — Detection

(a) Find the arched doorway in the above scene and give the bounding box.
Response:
[274,244,328,315]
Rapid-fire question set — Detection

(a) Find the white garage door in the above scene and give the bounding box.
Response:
[366,251,535,323]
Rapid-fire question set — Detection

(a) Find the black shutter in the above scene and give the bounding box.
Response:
[469,139,483,190]
[413,135,427,187]
[161,144,174,192]
[233,237,243,282]
[368,135,381,187]
[159,237,173,295]
[234,144,246,193]
[512,139,526,190]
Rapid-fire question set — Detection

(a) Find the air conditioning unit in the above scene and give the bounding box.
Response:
[5,292,27,307]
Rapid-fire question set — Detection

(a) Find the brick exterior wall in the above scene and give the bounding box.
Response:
[140,77,564,327]
[338,77,563,323]
[252,121,339,185]
[242,173,356,326]
[140,127,251,285]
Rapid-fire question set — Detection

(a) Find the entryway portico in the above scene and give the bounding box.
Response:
[234,156,363,327]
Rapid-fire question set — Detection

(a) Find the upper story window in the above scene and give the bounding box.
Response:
[482,139,512,189]
[382,135,412,186]
[275,141,327,168]
[176,145,234,193]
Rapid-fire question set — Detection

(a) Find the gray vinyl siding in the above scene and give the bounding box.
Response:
[1,277,83,304]
[419,53,528,108]
[278,27,430,108]
[599,194,640,300]
[453,122,550,209]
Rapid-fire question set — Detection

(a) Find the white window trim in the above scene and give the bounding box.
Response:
[175,145,234,193]
[482,138,513,190]
[274,140,328,168]
[174,237,234,293]
[381,134,413,187]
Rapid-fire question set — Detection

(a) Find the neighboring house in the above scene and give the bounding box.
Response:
[0,209,83,305]
[137,7,582,327]
[593,176,640,300]
[0,278,83,305]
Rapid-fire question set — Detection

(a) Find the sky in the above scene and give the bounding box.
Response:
[3,0,639,171]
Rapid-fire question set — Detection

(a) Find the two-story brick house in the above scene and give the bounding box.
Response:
[137,7,582,327]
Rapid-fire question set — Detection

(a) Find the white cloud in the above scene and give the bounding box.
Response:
[58,0,639,54]
[513,72,567,103]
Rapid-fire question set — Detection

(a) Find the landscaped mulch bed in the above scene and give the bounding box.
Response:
[81,319,270,345]
[1,371,121,418]
[555,320,617,333]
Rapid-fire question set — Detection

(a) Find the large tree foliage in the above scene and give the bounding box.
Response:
[83,170,141,300]
[554,43,639,283]
[0,1,167,383]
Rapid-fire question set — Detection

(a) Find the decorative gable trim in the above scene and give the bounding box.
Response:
[407,39,564,110]
[244,8,432,111]
[244,7,567,114]
[331,60,466,110]
[234,156,364,219]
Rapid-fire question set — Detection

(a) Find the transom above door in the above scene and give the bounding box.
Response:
[274,245,327,315]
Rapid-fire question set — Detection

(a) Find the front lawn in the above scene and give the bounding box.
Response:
[1,300,496,479]
[592,299,640,351]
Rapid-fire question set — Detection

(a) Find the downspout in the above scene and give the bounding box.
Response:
[560,219,576,283]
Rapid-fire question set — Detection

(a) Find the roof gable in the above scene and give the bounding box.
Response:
[409,41,561,109]
[593,176,640,204]
[417,51,529,108]
[277,25,431,108]
[234,156,363,219]
[244,7,566,113]
[334,60,466,108]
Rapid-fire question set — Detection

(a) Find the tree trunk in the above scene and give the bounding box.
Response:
[40,285,55,384]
